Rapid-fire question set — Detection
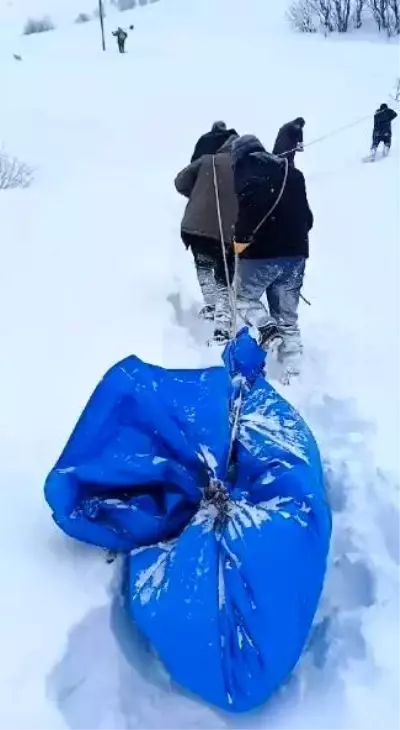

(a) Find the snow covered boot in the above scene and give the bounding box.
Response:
[198,304,215,321]
[212,327,230,345]
[383,144,390,157]
[258,323,283,351]
[278,335,303,383]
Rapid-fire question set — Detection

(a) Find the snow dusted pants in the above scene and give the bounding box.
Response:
[237,256,306,351]
[182,233,234,330]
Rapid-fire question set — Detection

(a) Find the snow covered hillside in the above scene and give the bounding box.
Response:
[0,0,399,727]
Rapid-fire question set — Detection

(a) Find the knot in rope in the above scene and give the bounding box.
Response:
[204,478,231,523]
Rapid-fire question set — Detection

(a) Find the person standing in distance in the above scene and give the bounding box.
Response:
[273,117,305,166]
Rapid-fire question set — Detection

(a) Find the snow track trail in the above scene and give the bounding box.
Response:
[0,0,398,727]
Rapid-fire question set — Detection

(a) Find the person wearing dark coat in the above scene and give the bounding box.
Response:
[191,121,238,163]
[272,117,305,166]
[371,103,397,158]
[112,27,128,53]
[231,134,313,360]
[175,134,239,342]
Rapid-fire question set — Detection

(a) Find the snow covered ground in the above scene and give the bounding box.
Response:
[0,0,399,727]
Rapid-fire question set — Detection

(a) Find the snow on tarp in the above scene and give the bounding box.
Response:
[44,328,331,713]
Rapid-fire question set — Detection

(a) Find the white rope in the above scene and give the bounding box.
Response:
[279,104,398,159]
[212,155,290,464]
[252,157,289,237]
[212,154,237,339]
[212,154,290,341]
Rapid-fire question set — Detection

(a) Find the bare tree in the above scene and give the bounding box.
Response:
[311,0,335,32]
[333,0,352,30]
[368,0,387,29]
[0,151,34,190]
[287,0,397,33]
[287,0,318,31]
[353,0,366,26]
[388,0,399,31]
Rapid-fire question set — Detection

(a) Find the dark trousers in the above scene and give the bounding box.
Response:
[372,132,391,149]
[182,233,234,329]
[118,39,126,53]
[181,233,234,293]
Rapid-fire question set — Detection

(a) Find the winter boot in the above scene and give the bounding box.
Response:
[383,144,390,157]
[198,304,215,321]
[212,327,230,345]
[369,146,377,161]
[278,334,303,382]
[258,323,283,351]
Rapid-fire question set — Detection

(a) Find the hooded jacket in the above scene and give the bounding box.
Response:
[272,118,304,160]
[373,105,397,140]
[175,135,238,245]
[232,135,313,260]
[191,123,238,163]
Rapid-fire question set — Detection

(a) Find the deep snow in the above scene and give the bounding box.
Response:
[0,0,399,728]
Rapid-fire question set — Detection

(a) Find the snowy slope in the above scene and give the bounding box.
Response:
[0,0,399,728]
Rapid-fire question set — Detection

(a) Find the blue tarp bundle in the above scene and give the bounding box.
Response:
[45,329,331,713]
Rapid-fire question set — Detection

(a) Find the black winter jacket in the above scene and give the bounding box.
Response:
[272,120,304,159]
[191,127,238,162]
[232,135,313,260]
[373,107,397,139]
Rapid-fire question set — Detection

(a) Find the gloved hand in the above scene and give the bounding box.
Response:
[233,241,251,256]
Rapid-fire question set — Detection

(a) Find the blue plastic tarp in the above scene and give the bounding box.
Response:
[45,329,331,713]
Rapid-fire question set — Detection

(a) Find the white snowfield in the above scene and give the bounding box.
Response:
[0,0,399,728]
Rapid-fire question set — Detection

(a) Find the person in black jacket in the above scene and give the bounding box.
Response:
[272,117,305,166]
[232,135,313,360]
[191,121,238,163]
[370,103,397,159]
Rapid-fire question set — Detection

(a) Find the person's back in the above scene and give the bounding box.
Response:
[174,134,238,342]
[191,121,238,163]
[231,134,313,361]
[371,103,397,157]
[237,167,312,260]
[112,27,127,40]
[232,135,312,258]
[175,137,238,244]
[373,104,397,138]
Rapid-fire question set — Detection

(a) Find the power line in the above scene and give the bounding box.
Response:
[98,0,106,52]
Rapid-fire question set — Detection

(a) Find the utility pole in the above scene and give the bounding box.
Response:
[98,0,106,51]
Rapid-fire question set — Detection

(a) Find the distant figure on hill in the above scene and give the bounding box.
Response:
[112,26,132,54]
[191,121,238,163]
[273,117,305,166]
[370,103,397,160]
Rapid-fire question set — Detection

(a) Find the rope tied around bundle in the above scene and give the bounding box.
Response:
[204,478,231,527]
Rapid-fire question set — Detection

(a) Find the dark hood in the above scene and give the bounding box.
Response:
[218,133,239,153]
[231,135,266,166]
